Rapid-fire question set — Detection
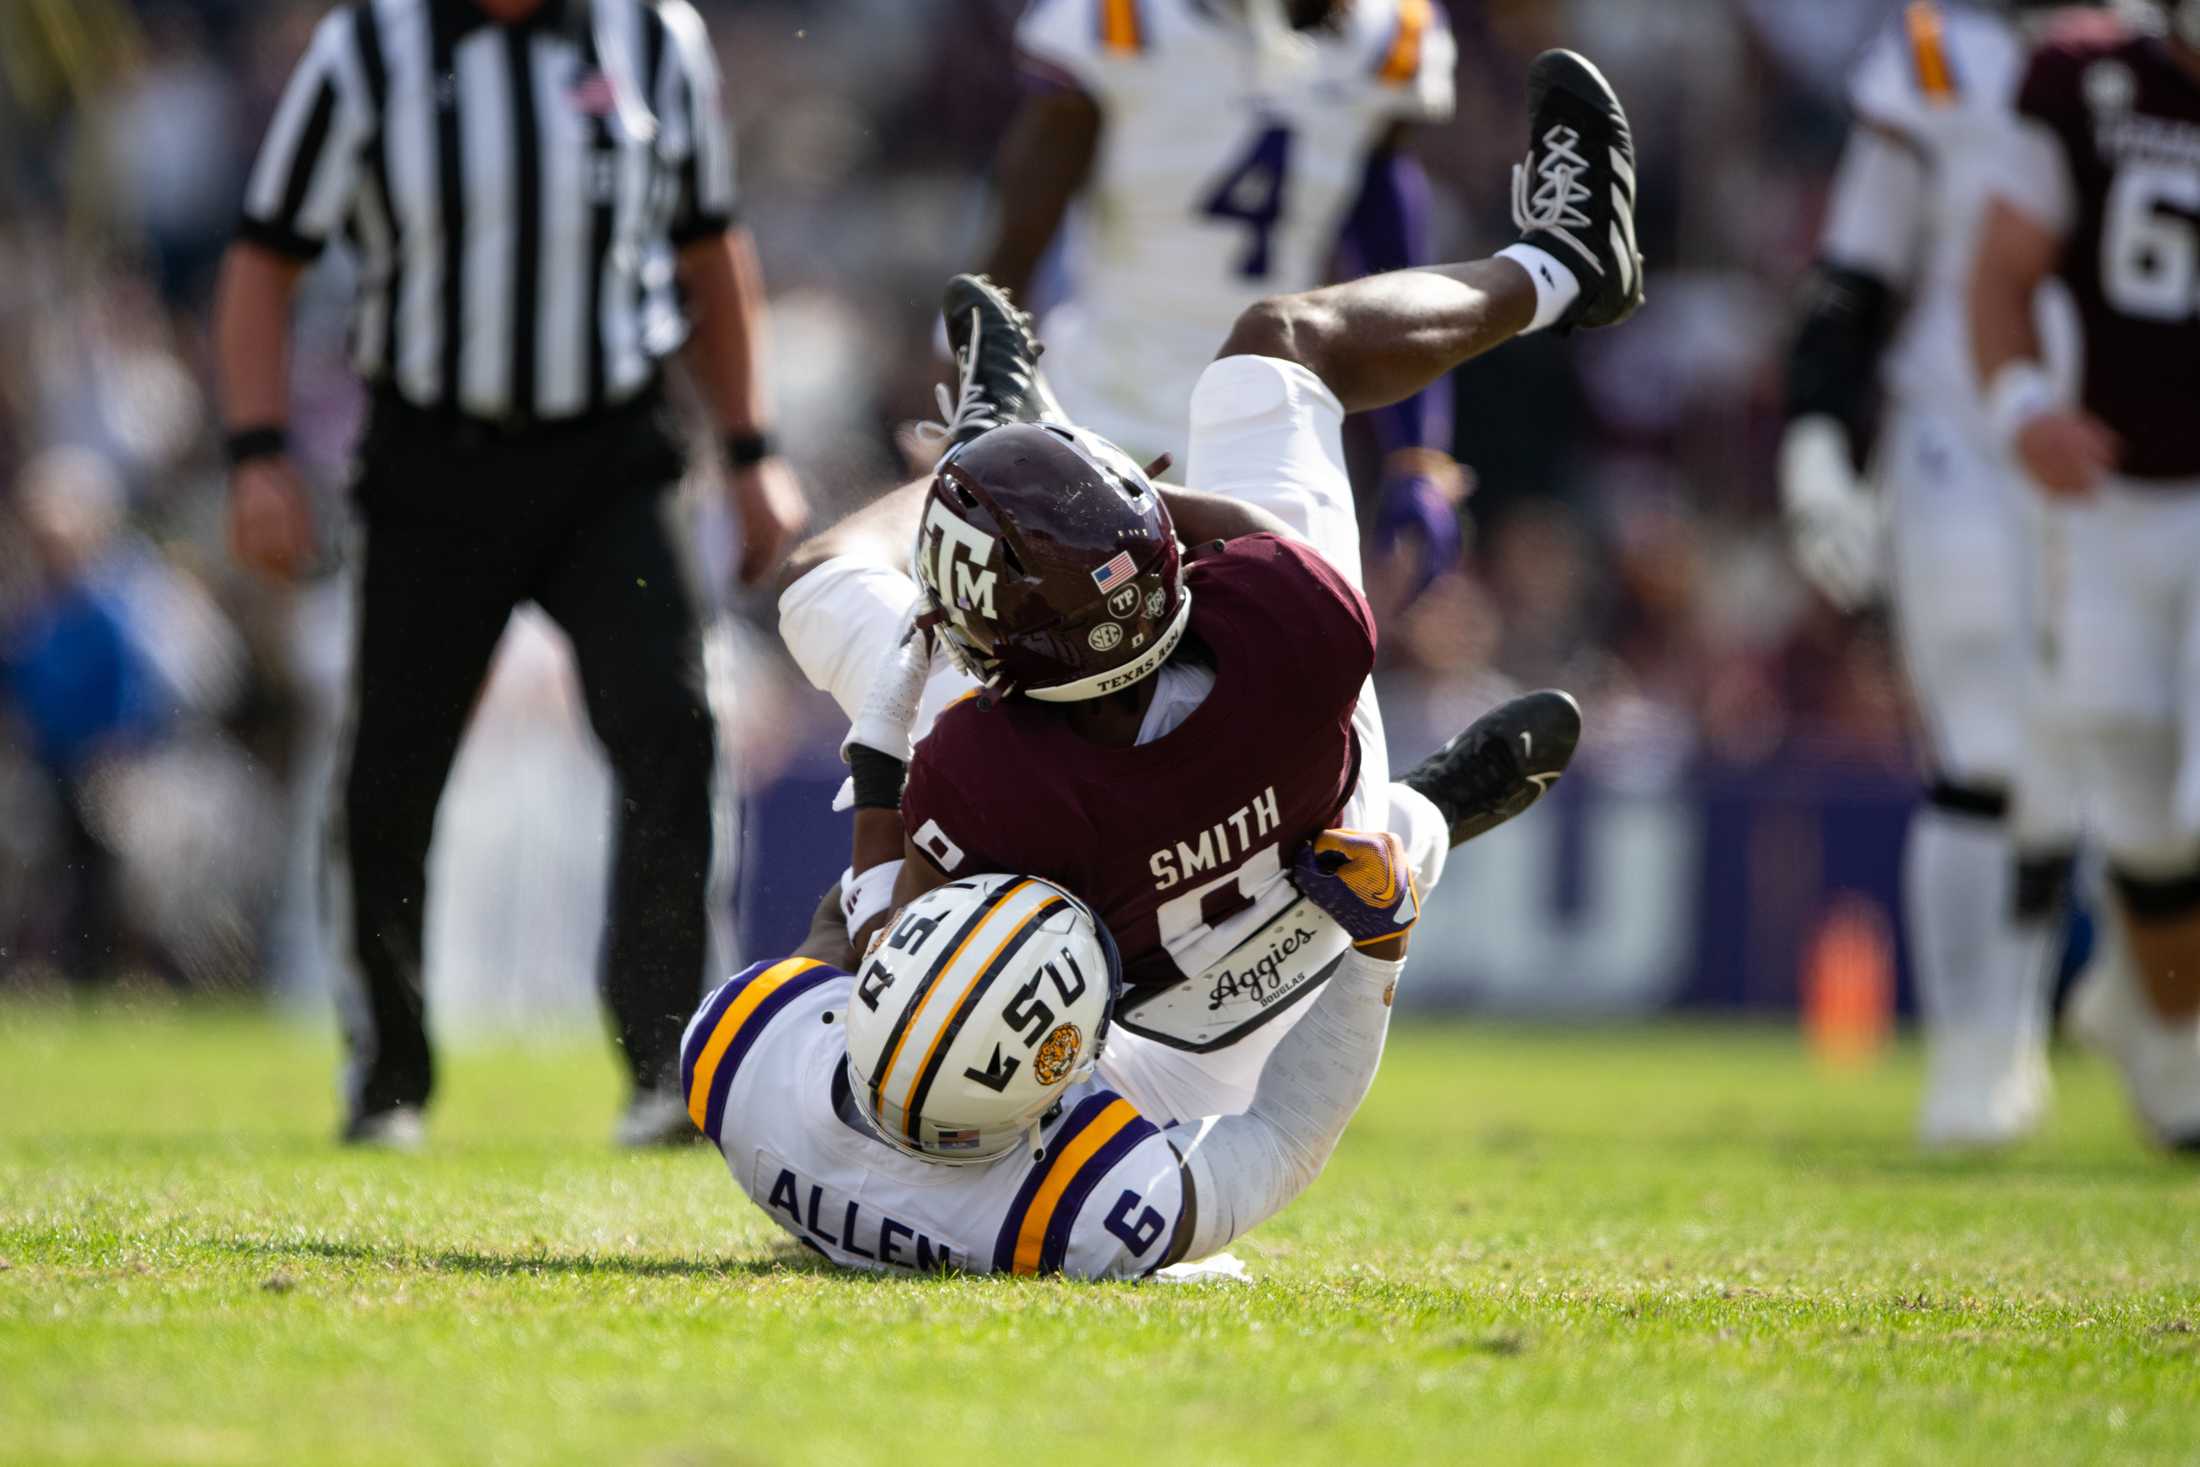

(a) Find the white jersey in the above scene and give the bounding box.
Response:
[680,958,1188,1279]
[1017,0,1455,456]
[1842,1,2028,434]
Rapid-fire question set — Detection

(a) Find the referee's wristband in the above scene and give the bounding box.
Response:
[725,429,778,470]
[224,425,289,467]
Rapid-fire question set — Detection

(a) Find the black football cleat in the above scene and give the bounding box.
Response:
[1510,49,1643,332]
[931,273,1067,448]
[1401,689,1582,847]
[339,1103,425,1151]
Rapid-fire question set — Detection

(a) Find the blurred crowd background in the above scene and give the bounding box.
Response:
[0,0,1925,1015]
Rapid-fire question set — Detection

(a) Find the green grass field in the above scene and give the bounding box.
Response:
[3,1001,2197,1466]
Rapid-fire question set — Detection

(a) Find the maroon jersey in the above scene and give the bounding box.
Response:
[902,533,1375,988]
[2018,20,2200,480]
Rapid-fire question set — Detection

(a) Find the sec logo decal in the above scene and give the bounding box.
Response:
[1088,622,1123,652]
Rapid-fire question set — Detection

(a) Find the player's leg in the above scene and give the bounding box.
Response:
[1187,49,1638,575]
[534,475,722,1143]
[1883,412,2057,1144]
[2055,486,2200,1144]
[2009,497,2085,918]
[334,500,526,1140]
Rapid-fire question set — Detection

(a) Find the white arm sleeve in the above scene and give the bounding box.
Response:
[1819,125,1927,287]
[1169,948,1403,1261]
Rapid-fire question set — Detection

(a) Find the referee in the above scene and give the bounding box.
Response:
[212,0,806,1147]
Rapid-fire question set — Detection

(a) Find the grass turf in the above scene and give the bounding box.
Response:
[2,1002,2197,1466]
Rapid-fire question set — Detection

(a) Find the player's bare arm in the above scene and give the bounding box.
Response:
[794,882,860,972]
[680,226,811,583]
[1969,197,2119,496]
[979,86,1102,303]
[212,241,314,582]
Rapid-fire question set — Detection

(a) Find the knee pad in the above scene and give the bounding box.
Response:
[2110,863,2200,922]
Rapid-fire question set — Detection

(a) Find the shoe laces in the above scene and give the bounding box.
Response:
[1511,124,1599,274]
[914,307,1003,447]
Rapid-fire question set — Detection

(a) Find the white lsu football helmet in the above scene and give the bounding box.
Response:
[845,874,1118,1165]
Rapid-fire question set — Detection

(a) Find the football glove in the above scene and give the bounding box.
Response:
[1779,416,1884,613]
[841,603,933,766]
[1373,450,1469,606]
[1291,829,1420,949]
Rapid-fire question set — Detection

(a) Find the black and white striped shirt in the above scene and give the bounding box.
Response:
[241,0,737,422]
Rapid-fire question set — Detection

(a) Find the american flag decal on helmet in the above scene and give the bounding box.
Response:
[1091,551,1137,593]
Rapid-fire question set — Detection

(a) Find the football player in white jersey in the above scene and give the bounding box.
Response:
[681,830,1421,1278]
[980,0,1465,594]
[1778,0,2091,1147]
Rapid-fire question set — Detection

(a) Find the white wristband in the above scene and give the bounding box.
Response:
[1984,361,2061,455]
[840,860,903,943]
[1495,242,1583,335]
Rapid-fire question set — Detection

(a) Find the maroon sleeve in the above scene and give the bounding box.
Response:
[901,721,1011,879]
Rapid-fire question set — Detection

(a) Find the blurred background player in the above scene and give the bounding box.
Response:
[1970,0,2200,1148]
[1778,0,2086,1147]
[977,0,1468,604]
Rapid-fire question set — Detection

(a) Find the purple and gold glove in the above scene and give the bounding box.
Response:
[1372,450,1469,606]
[1290,829,1420,949]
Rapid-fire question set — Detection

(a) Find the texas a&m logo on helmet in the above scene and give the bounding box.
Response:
[913,423,1191,702]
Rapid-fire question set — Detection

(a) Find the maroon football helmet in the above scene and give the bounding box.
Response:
[913,423,1191,701]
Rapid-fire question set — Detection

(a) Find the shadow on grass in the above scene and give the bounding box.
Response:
[211,1234,858,1282]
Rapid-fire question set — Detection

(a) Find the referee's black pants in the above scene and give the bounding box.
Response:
[335,389,717,1119]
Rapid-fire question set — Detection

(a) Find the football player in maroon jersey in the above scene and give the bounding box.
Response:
[1970,0,2200,1147]
[780,50,1642,1123]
